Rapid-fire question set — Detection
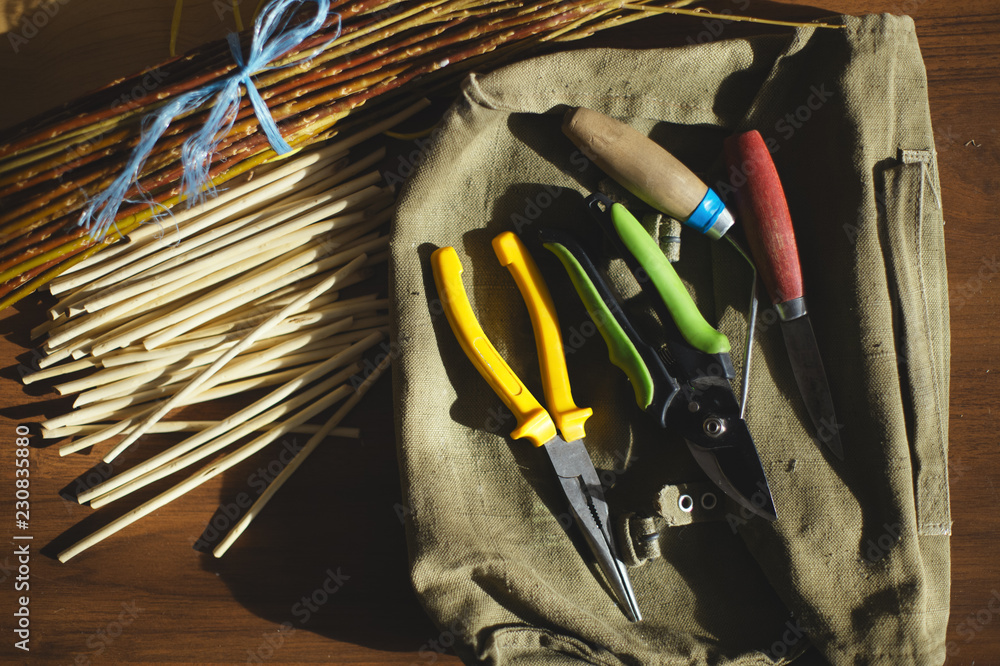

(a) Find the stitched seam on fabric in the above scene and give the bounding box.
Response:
[490,627,627,666]
[925,161,943,210]
[902,148,942,209]
[913,158,949,532]
[467,85,717,115]
[567,91,717,112]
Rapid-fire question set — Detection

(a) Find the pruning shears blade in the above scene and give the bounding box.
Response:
[678,379,778,522]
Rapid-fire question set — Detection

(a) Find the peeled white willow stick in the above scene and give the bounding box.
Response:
[94,302,385,384]
[48,164,353,318]
[141,232,389,351]
[59,421,361,456]
[53,96,427,292]
[85,362,365,506]
[22,358,98,385]
[48,146,351,294]
[88,231,350,356]
[49,154,349,304]
[74,317,358,407]
[46,422,360,440]
[46,222,333,352]
[55,360,338,454]
[90,285,340,358]
[176,234,376,332]
[83,184,384,316]
[55,143,387,307]
[83,193,384,320]
[59,418,141,456]
[59,345,360,454]
[79,178,385,315]
[69,236,319,357]
[60,147,349,270]
[80,333,381,501]
[105,254,369,461]
[56,348,189,396]
[97,321,387,407]
[99,293,377,367]
[32,312,67,340]
[83,339,350,412]
[41,358,328,432]
[38,295,198,369]
[213,353,391,557]
[53,158,382,322]
[56,378,359,562]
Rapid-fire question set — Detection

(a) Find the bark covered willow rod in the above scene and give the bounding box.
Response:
[0,0,827,310]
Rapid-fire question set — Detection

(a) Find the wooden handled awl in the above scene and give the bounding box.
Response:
[562,107,734,240]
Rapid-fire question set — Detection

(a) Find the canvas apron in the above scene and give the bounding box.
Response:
[389,13,950,665]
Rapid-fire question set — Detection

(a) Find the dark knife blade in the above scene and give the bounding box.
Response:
[723,130,845,459]
[780,314,844,459]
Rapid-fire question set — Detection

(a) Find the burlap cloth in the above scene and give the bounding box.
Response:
[388,13,950,665]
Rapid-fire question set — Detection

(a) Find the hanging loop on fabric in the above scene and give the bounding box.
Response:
[76,0,341,243]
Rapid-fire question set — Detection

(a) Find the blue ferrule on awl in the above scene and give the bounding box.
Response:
[685,187,733,240]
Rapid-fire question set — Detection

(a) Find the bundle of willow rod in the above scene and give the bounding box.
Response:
[0,0,705,310]
[23,132,406,562]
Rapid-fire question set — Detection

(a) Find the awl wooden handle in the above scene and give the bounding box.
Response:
[562,107,733,239]
[723,130,805,317]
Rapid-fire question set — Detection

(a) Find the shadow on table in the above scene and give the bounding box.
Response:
[195,377,445,655]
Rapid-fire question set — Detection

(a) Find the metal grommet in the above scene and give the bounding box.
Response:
[700,492,718,510]
[678,494,694,513]
[703,416,726,438]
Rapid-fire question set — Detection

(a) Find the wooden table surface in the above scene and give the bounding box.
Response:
[0,1,997,664]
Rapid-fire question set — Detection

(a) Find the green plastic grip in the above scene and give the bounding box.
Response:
[609,203,730,355]
[543,240,655,410]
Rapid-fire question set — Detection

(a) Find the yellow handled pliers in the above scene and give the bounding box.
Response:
[431,232,642,622]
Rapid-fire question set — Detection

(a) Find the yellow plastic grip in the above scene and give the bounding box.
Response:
[431,246,556,447]
[492,232,592,442]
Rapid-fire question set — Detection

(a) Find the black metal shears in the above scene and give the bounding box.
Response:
[539,193,777,521]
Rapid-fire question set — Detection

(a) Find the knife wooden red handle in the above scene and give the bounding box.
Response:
[723,130,804,316]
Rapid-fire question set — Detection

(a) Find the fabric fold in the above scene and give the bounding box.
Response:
[390,13,949,665]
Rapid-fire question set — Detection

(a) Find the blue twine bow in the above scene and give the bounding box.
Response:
[77,0,341,242]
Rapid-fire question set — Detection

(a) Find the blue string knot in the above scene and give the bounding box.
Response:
[77,0,341,243]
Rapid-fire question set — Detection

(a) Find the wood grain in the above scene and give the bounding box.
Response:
[562,107,709,221]
[724,129,805,307]
[1,1,998,664]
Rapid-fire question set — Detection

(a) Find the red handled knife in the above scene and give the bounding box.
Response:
[723,131,844,459]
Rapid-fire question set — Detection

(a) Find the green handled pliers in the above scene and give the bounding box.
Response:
[540,193,777,522]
